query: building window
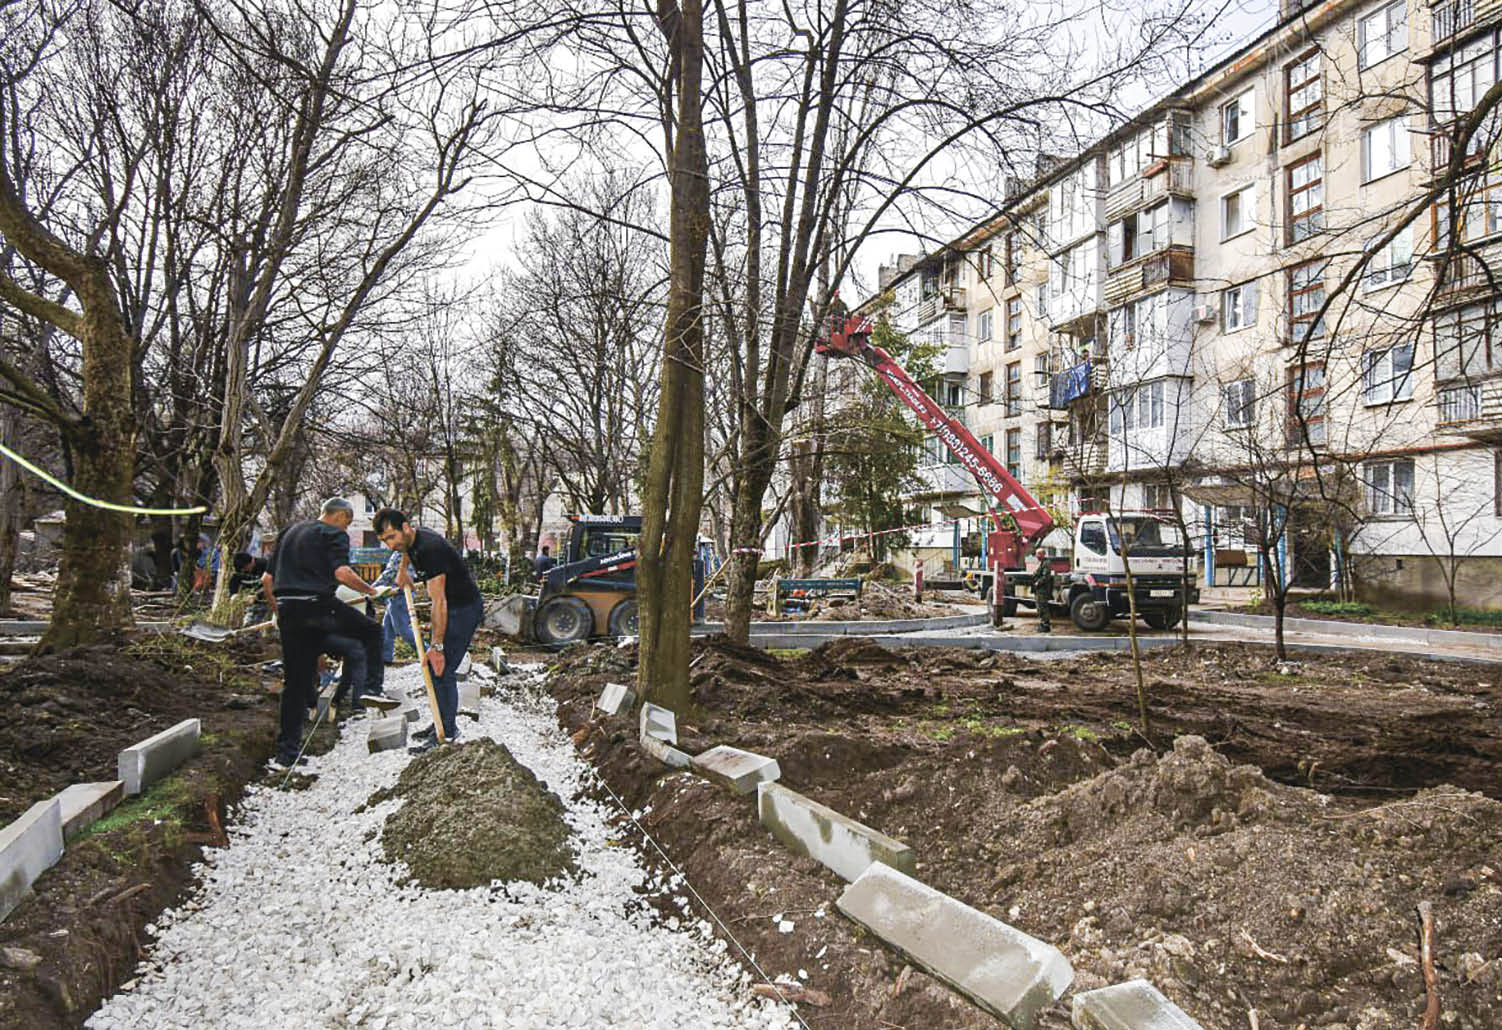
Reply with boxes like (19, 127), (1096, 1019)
(1434, 300), (1500, 380)
(1285, 53), (1322, 143)
(1364, 458), (1415, 515)
(1036, 283), (1048, 319)
(1005, 362), (1022, 416)
(1495, 450), (1502, 517)
(1221, 184), (1254, 239)
(1362, 118), (1411, 182)
(980, 434), (994, 455)
(1289, 259), (1327, 344)
(1433, 160), (1502, 247)
(1035, 421), (1053, 459)
(978, 309), (993, 341)
(1362, 344), (1414, 404)
(1223, 378), (1256, 426)
(1222, 281), (1258, 331)
(1222, 87), (1254, 145)
(1288, 363), (1326, 446)
(979, 371), (994, 404)
(1006, 298), (1022, 350)
(1358, 0), (1408, 69)
(943, 381), (963, 407)
(1005, 233), (1020, 285)
(1005, 429), (1022, 479)
(977, 247), (993, 281)
(1142, 482), (1176, 511)
(1287, 154), (1323, 242)
(1364, 232), (1413, 291)
(1109, 380), (1165, 433)
(1431, 30), (1500, 123)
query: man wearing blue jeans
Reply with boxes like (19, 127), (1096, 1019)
(374, 550), (416, 663)
(373, 507), (484, 751)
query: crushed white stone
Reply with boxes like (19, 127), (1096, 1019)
(87, 663), (796, 1030)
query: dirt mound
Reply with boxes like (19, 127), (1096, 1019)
(370, 739), (576, 889)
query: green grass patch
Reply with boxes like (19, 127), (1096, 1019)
(1111, 720), (1133, 731)
(767, 648), (810, 659)
(1299, 600), (1377, 618)
(961, 716), (1026, 739)
(80, 775), (195, 839)
(199, 731), (222, 748)
(1424, 606), (1502, 628)
(1063, 724), (1100, 742)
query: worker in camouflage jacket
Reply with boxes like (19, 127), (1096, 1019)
(1030, 547), (1054, 633)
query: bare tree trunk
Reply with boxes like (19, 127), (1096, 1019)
(0, 405), (18, 617)
(638, 0), (708, 712)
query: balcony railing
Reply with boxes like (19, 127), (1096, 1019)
(1433, 0), (1474, 41)
(1142, 157), (1194, 203)
(1436, 252), (1494, 297)
(1437, 383), (1482, 424)
(916, 288), (966, 326)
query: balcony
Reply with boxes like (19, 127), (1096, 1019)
(912, 462), (980, 497)
(1047, 361), (1094, 409)
(915, 288), (966, 326)
(1104, 246), (1194, 306)
(1105, 157), (1194, 220)
(1437, 378), (1502, 439)
(1435, 251), (1496, 301)
(1432, 0), (1474, 41)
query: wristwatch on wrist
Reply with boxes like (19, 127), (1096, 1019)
(431, 643), (444, 652)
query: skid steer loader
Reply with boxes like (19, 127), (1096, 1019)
(491, 514), (706, 644)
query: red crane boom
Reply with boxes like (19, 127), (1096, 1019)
(816, 314), (1056, 567)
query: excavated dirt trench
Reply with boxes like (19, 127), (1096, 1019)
(547, 636), (1502, 1030)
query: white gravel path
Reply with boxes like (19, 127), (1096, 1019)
(87, 663), (797, 1030)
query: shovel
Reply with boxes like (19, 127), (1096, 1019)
(404, 582), (447, 745)
(180, 619), (274, 643)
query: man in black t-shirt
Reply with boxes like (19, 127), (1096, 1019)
(229, 553), (269, 594)
(374, 507), (483, 749)
(262, 498), (383, 768)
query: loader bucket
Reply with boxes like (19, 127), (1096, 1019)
(486, 594), (536, 641)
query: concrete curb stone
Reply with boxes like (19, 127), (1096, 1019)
(56, 781), (125, 841)
(1071, 979), (1204, 1029)
(690, 745), (780, 795)
(118, 718), (201, 796)
(0, 799), (64, 923)
(757, 781), (914, 882)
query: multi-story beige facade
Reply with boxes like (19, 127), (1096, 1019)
(859, 0), (1502, 606)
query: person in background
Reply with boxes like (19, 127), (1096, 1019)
(374, 508), (483, 751)
(373, 548), (416, 664)
(1030, 547), (1055, 634)
(262, 498), (383, 769)
(229, 552), (269, 594)
(171, 534), (203, 592)
(533, 544), (556, 579)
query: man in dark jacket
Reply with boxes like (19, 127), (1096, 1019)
(1030, 547), (1055, 633)
(375, 507), (484, 751)
(261, 498), (383, 768)
(229, 552), (268, 594)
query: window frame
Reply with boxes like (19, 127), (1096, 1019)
(1361, 117), (1411, 184)
(1358, 0), (1408, 70)
(1223, 378), (1256, 426)
(978, 370), (994, 405)
(1222, 281), (1258, 332)
(1365, 231), (1414, 291)
(1006, 297), (1022, 350)
(1287, 153), (1324, 243)
(1362, 344), (1415, 405)
(977, 308), (994, 342)
(1221, 87), (1254, 146)
(1004, 428), (1022, 479)
(1287, 362), (1327, 446)
(1004, 361), (1023, 417)
(1285, 52), (1323, 144)
(1364, 458), (1415, 516)
(1221, 183), (1255, 241)
(1288, 259), (1327, 345)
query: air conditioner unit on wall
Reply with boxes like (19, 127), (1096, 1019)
(1205, 145), (1231, 168)
(1193, 304), (1218, 325)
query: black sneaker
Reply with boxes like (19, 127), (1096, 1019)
(412, 725), (438, 742)
(269, 754), (310, 771)
(407, 737), (438, 755)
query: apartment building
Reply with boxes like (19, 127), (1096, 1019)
(858, 0), (1502, 606)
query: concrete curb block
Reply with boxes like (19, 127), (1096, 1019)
(490, 645), (510, 675)
(597, 682), (636, 717)
(56, 782), (125, 841)
(837, 861), (1072, 1029)
(639, 703), (677, 745)
(743, 632), (1184, 654)
(1190, 609), (1502, 650)
(690, 745), (780, 795)
(0, 799), (64, 923)
(640, 735), (692, 769)
(694, 612), (990, 638)
(757, 782), (914, 883)
(1071, 979), (1205, 1029)
(367, 715), (408, 753)
(118, 719), (200, 796)
(458, 683), (480, 719)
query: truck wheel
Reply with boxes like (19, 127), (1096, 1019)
(1144, 608), (1182, 630)
(536, 596), (594, 644)
(1070, 592), (1111, 632)
(607, 599), (639, 637)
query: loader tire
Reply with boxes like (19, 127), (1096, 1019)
(536, 596), (594, 644)
(607, 599), (639, 637)
(1144, 607), (1182, 630)
(1070, 592), (1111, 632)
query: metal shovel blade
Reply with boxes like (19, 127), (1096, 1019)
(180, 622), (236, 642)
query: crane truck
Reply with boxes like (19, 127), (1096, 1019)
(816, 315), (1197, 631)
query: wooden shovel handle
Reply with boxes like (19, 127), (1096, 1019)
(402, 583), (446, 744)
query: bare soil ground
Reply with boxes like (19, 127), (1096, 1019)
(547, 637), (1502, 1029)
(0, 631), (284, 1029)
